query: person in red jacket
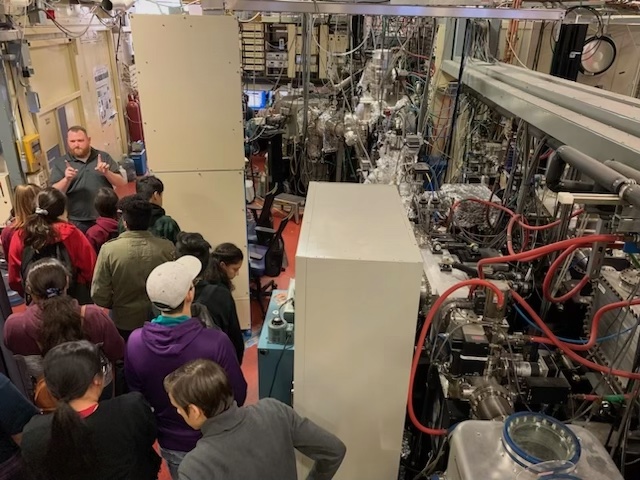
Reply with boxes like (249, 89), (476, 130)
(85, 187), (120, 253)
(1, 183), (41, 258)
(8, 188), (96, 303)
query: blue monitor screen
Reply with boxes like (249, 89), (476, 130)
(245, 90), (267, 109)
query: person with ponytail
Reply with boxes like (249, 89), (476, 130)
(207, 242), (244, 292)
(1, 183), (41, 256)
(7, 188), (96, 302)
(3, 258), (124, 410)
(176, 233), (244, 363)
(20, 341), (161, 480)
(4, 258), (124, 360)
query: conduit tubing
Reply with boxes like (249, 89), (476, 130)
(604, 159), (640, 184)
(555, 146), (640, 209)
(530, 298), (640, 352)
(512, 290), (640, 380)
(477, 234), (621, 278)
(408, 279), (506, 436)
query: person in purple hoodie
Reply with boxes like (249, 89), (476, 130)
(125, 255), (247, 480)
(85, 188), (119, 253)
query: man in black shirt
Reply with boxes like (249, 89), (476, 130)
(50, 126), (127, 233)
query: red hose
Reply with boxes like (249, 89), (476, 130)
(477, 234), (620, 279)
(542, 244), (590, 303)
(450, 199), (584, 254)
(511, 290), (640, 379)
(530, 298), (640, 351)
(448, 198), (514, 228)
(542, 239), (623, 303)
(519, 208), (585, 232)
(577, 393), (635, 402)
(507, 211), (585, 256)
(507, 214), (530, 255)
(408, 279), (506, 436)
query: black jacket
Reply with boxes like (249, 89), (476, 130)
(21, 392), (160, 480)
(195, 280), (245, 363)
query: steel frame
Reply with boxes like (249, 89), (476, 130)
(202, 0), (565, 20)
(441, 59), (640, 170)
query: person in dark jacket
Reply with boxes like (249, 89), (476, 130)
(207, 242), (244, 289)
(92, 195), (175, 338)
(176, 233), (244, 363)
(165, 359), (346, 480)
(0, 373), (38, 480)
(20, 340), (161, 480)
(85, 188), (119, 253)
(125, 256), (247, 480)
(135, 175), (180, 244)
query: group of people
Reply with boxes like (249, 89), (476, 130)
(0, 127), (346, 480)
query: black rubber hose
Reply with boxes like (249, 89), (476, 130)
(546, 151), (595, 193)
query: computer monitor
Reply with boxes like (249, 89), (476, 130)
(245, 90), (267, 109)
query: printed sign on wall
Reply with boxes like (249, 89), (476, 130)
(94, 65), (115, 125)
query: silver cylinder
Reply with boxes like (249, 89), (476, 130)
(268, 316), (288, 344)
(469, 379), (514, 421)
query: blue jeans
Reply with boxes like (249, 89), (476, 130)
(159, 447), (187, 480)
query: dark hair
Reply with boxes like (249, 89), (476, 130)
(23, 188), (67, 251)
(26, 258), (85, 355)
(176, 232), (211, 277)
(94, 187), (118, 219)
(164, 359), (233, 419)
(136, 176), (164, 202)
(43, 340), (102, 479)
(67, 125), (88, 136)
(207, 243), (244, 291)
(118, 194), (152, 231)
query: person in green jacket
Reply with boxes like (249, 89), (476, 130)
(92, 195), (175, 340)
(118, 176), (181, 244)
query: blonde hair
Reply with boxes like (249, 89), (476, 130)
(13, 184), (42, 229)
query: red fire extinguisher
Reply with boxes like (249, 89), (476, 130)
(126, 94), (145, 143)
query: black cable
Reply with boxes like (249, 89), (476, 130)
(115, 15), (123, 64)
(443, 19), (471, 162)
(267, 332), (292, 397)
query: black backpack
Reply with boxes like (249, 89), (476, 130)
(21, 242), (82, 303)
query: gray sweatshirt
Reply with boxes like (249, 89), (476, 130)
(178, 398), (346, 480)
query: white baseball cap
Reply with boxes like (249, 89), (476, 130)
(146, 255), (202, 312)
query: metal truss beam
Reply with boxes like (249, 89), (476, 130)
(204, 0), (565, 20)
(441, 60), (640, 170)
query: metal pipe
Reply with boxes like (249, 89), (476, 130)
(417, 20), (437, 136)
(604, 159), (640, 184)
(301, 14), (311, 141)
(556, 145), (640, 208)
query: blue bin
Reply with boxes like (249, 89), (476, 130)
(130, 149), (148, 176)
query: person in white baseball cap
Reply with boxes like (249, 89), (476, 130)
(125, 255), (247, 479)
(146, 255), (201, 314)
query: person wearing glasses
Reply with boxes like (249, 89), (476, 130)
(20, 340), (161, 480)
(125, 256), (247, 480)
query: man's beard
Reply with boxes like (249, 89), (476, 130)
(73, 146), (90, 158)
